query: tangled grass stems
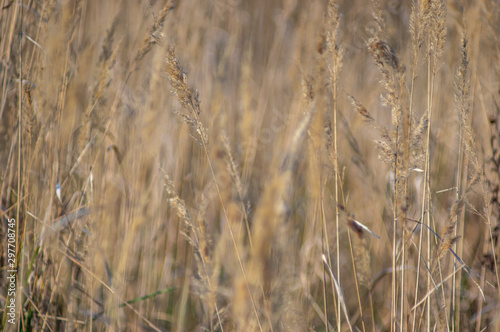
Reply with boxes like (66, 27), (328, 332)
(2, 1), (499, 330)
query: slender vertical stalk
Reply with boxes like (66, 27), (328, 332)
(425, 53), (435, 332)
(454, 78), (465, 332)
(333, 65), (341, 332)
(347, 229), (366, 332)
(400, 229), (406, 332)
(321, 195), (331, 331)
(392, 154), (397, 332)
(16, 3), (23, 329)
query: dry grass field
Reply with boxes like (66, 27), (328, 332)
(1, 0), (500, 331)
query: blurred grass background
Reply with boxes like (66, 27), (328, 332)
(1, 0), (499, 330)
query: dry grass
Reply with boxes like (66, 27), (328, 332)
(1, 0), (500, 331)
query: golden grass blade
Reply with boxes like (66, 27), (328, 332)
(322, 254), (354, 332)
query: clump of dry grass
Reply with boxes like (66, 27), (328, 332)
(2, 0), (500, 331)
